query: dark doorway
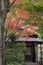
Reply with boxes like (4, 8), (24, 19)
(25, 43), (36, 62)
(31, 44), (36, 62)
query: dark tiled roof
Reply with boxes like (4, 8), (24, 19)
(5, 37), (43, 43)
(16, 37), (43, 42)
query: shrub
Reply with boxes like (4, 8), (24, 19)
(5, 42), (26, 65)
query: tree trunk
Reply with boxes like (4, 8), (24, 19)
(0, 0), (9, 65)
(0, 24), (2, 65)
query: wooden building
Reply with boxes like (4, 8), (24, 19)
(5, 34), (43, 65)
(16, 37), (43, 63)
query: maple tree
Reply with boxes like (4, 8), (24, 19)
(4, 1), (35, 37)
(4, 0), (43, 38)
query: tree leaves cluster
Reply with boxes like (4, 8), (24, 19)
(11, 0), (43, 38)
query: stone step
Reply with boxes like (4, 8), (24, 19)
(25, 62), (39, 65)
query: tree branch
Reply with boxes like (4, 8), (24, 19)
(9, 0), (16, 8)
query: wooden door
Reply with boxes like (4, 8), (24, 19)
(25, 43), (36, 62)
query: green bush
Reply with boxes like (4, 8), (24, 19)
(5, 42), (26, 65)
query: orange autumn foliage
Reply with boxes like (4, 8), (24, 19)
(5, 0), (37, 37)
(14, 8), (29, 18)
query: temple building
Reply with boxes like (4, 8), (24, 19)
(16, 34), (43, 64)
